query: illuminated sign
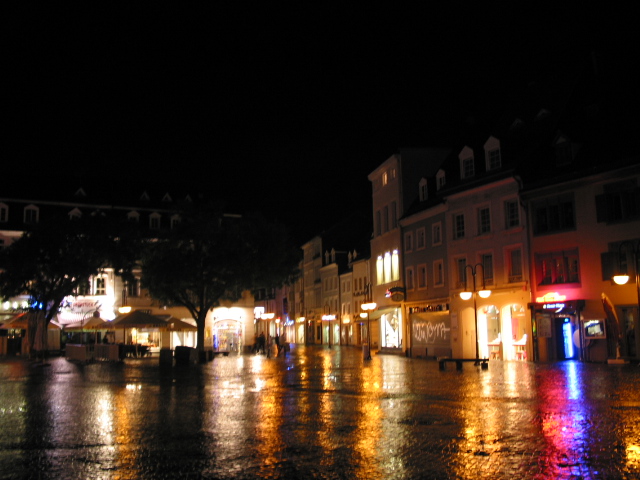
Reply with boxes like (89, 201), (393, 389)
(536, 292), (567, 303)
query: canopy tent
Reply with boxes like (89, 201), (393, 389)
(64, 316), (111, 331)
(157, 315), (198, 331)
(111, 310), (169, 329)
(0, 312), (61, 330)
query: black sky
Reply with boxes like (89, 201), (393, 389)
(4, 4), (636, 241)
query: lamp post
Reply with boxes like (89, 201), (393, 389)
(613, 241), (640, 350)
(459, 263), (491, 361)
(360, 301), (377, 360)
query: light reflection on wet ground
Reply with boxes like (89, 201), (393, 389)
(1, 345), (640, 479)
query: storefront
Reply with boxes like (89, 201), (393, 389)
(407, 302), (451, 358)
(529, 300), (586, 362)
(451, 288), (531, 361)
(210, 306), (251, 353)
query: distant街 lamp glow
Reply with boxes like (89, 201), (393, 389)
(613, 275), (630, 285)
(459, 291), (472, 301)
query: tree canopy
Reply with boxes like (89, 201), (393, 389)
(141, 203), (300, 351)
(0, 213), (141, 355)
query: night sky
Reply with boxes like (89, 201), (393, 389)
(4, 5), (635, 242)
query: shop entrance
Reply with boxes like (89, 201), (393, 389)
(555, 317), (577, 360)
(213, 320), (242, 353)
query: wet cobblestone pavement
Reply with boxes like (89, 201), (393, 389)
(2, 345), (640, 479)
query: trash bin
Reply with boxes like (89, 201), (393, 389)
(159, 348), (173, 367)
(174, 346), (197, 366)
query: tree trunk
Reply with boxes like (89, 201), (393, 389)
(196, 311), (208, 352)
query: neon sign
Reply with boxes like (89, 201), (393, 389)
(536, 292), (567, 303)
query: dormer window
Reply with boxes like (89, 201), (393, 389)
(555, 135), (574, 166)
(68, 208), (82, 220)
(162, 193), (173, 202)
(419, 178), (428, 201)
(459, 147), (474, 179)
(127, 211), (140, 223)
(484, 136), (501, 171)
(24, 205), (39, 224)
(170, 214), (181, 230)
(436, 169), (446, 190)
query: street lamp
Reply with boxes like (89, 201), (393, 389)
(459, 263), (491, 361)
(360, 301), (377, 360)
(613, 240), (640, 326)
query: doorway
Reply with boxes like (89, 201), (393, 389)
(555, 317), (576, 360)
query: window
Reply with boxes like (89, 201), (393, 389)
(555, 137), (573, 166)
(391, 250), (399, 281)
(434, 260), (444, 286)
(487, 149), (501, 170)
(24, 205), (39, 224)
(0, 203), (7, 223)
(404, 232), (414, 253)
(127, 278), (141, 297)
(383, 206), (389, 233)
(453, 213), (465, 239)
(170, 215), (181, 229)
(478, 207), (491, 235)
(95, 276), (107, 295)
(535, 248), (580, 286)
(419, 178), (428, 201)
(406, 266), (415, 290)
(417, 264), (427, 289)
(149, 213), (161, 230)
(461, 157), (474, 178)
(378, 250), (400, 285)
(505, 200), (520, 228)
(533, 194), (575, 234)
(432, 222), (442, 246)
(416, 228), (426, 250)
(456, 258), (467, 288)
(485, 137), (501, 171)
(595, 180), (640, 224)
(382, 171), (388, 186)
(436, 170), (446, 190)
(375, 210), (381, 236)
(391, 202), (397, 229)
(68, 208), (82, 220)
(481, 253), (494, 285)
(128, 211), (140, 223)
(507, 247), (523, 282)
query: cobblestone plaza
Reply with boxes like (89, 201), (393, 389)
(1, 346), (640, 479)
